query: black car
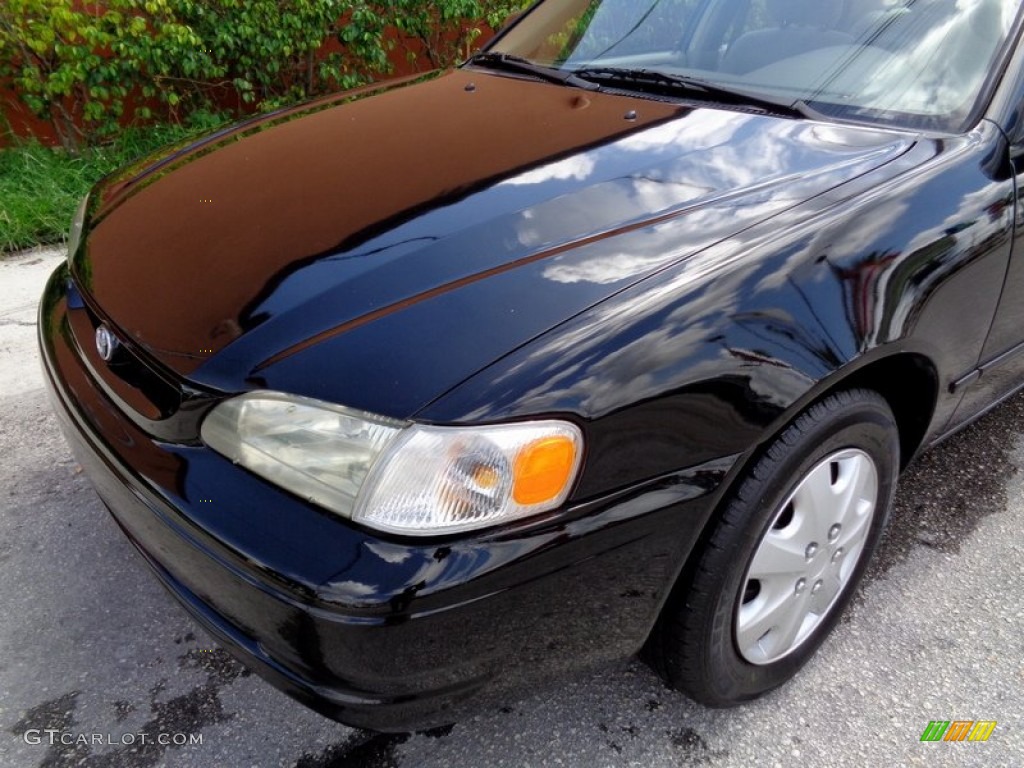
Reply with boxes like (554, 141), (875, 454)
(40, 0), (1024, 731)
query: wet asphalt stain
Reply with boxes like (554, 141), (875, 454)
(293, 730), (410, 768)
(10, 648), (249, 767)
(178, 647), (252, 685)
(670, 727), (729, 764)
(603, 720), (645, 754)
(10, 691), (87, 768)
(868, 392), (1024, 579)
(112, 701), (134, 723)
(419, 724), (454, 739)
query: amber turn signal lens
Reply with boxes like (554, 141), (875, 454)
(512, 436), (578, 505)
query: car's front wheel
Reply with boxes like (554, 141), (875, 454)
(650, 388), (899, 706)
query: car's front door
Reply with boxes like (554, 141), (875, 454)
(950, 124), (1024, 422)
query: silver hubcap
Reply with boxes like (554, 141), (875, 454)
(735, 449), (878, 665)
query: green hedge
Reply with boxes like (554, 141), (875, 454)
(0, 0), (530, 152)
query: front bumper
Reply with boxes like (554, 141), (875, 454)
(38, 263), (731, 731)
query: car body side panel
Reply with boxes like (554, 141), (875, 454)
(420, 123), (1016, 500)
(942, 30), (1024, 431)
(946, 126), (1024, 422)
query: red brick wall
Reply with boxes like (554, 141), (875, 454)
(0, 91), (57, 146)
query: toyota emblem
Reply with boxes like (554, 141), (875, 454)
(95, 325), (120, 362)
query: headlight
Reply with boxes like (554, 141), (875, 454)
(67, 194), (89, 261)
(201, 391), (584, 536)
(201, 392), (406, 517)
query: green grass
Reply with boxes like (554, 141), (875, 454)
(0, 119), (228, 254)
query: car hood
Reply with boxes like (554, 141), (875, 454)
(75, 69), (916, 418)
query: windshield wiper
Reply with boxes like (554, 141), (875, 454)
(570, 67), (822, 119)
(468, 52), (601, 91)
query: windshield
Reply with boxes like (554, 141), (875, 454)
(488, 0), (1022, 131)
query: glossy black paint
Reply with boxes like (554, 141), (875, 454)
(421, 122), (1019, 496)
(41, 272), (734, 729)
(39, 14), (1024, 731)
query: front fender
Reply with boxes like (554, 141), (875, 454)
(419, 123), (1014, 502)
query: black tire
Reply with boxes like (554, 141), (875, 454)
(649, 388), (899, 706)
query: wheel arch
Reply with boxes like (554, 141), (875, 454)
(711, 349), (940, 550)
(644, 350), (940, 656)
(833, 352), (939, 471)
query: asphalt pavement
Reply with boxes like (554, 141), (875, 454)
(0, 248), (1021, 768)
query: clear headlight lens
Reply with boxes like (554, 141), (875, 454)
(201, 391), (583, 536)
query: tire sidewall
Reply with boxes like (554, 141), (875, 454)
(702, 395), (899, 703)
